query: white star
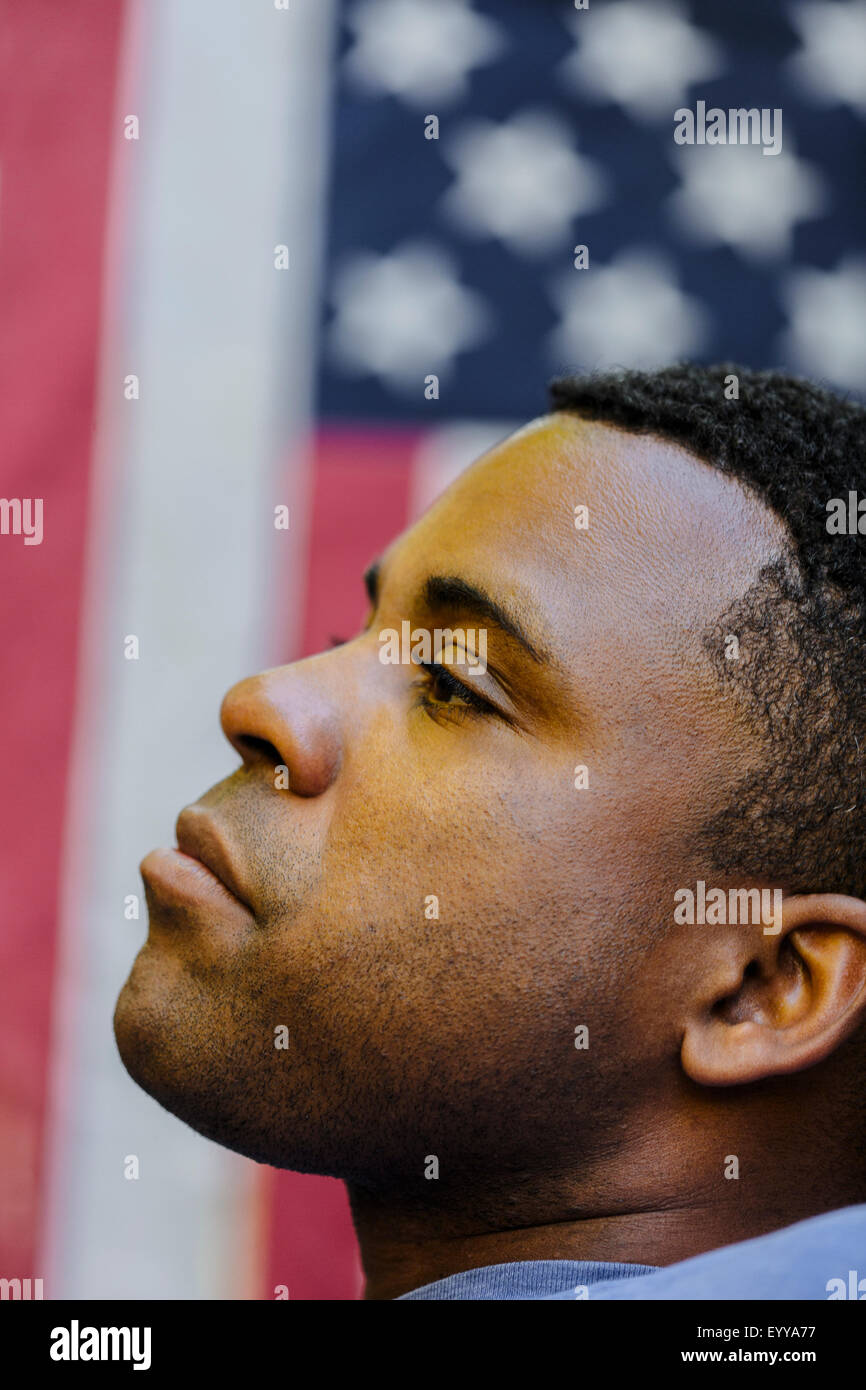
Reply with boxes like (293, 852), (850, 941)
(343, 0), (506, 108)
(549, 249), (709, 369)
(787, 1), (866, 115)
(560, 1), (723, 121)
(328, 241), (492, 392)
(779, 258), (866, 392)
(668, 143), (826, 261)
(439, 110), (608, 257)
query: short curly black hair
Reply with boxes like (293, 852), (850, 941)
(549, 362), (866, 898)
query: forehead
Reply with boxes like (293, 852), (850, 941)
(397, 414), (785, 642)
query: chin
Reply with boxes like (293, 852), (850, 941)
(113, 967), (303, 1169)
(113, 969), (177, 1105)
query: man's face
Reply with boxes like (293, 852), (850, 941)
(114, 415), (785, 1188)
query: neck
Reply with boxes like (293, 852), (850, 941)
(349, 1199), (711, 1300)
(348, 1080), (866, 1299)
(349, 1151), (860, 1299)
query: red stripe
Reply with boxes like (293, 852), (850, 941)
(298, 426), (423, 658)
(0, 1), (126, 1274)
(264, 426), (420, 1299)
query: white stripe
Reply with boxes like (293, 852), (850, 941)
(42, 0), (336, 1298)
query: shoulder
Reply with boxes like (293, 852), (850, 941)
(540, 1205), (866, 1301)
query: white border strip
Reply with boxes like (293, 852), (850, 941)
(42, 0), (336, 1298)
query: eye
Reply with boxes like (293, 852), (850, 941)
(413, 660), (492, 721)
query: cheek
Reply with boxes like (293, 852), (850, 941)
(324, 750), (554, 884)
(261, 840), (596, 1066)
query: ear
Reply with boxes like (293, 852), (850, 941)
(682, 893), (866, 1086)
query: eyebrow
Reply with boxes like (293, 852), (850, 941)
(363, 561), (551, 665)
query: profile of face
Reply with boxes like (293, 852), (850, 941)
(113, 414), (861, 1204)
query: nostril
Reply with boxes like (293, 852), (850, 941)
(235, 734), (283, 767)
(220, 668), (341, 797)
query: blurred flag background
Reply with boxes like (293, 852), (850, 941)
(1, 0), (864, 1299)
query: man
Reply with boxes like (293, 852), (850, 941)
(114, 363), (866, 1300)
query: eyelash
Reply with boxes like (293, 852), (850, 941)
(329, 638), (494, 722)
(413, 660), (492, 721)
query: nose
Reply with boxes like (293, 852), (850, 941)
(219, 661), (343, 797)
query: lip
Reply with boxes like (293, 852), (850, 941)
(171, 805), (253, 910)
(140, 845), (254, 918)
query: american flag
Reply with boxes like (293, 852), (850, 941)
(1, 0), (864, 1300)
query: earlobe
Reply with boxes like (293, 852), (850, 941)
(681, 893), (866, 1088)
